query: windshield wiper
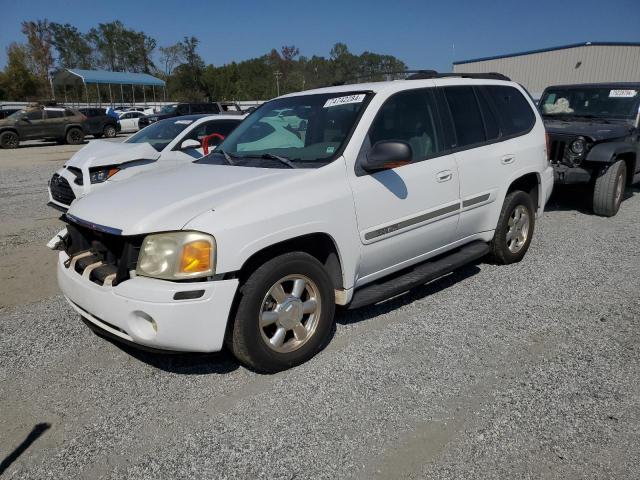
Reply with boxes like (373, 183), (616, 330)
(217, 149), (235, 166)
(257, 153), (298, 169)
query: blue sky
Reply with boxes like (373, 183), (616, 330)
(1, 0), (639, 71)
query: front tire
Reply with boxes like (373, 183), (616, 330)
(593, 160), (626, 217)
(491, 190), (535, 264)
(228, 252), (335, 373)
(65, 128), (84, 145)
(0, 131), (19, 149)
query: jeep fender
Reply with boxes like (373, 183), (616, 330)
(586, 141), (636, 164)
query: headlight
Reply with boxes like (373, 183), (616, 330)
(89, 166), (120, 183)
(569, 137), (586, 155)
(136, 231), (216, 280)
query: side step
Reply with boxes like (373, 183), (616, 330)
(348, 241), (490, 309)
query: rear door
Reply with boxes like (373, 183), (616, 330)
(348, 87), (461, 285)
(43, 108), (67, 137)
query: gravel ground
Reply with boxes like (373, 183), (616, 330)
(0, 143), (639, 479)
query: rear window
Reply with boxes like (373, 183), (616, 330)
(46, 110), (64, 119)
(444, 86), (485, 148)
(485, 85), (535, 137)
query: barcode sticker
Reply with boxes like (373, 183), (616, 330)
(609, 90), (637, 98)
(323, 94), (366, 108)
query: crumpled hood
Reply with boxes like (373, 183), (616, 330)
(544, 119), (632, 142)
(67, 163), (308, 235)
(64, 140), (160, 169)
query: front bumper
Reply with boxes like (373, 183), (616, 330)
(552, 164), (592, 185)
(57, 251), (239, 352)
(540, 165), (554, 212)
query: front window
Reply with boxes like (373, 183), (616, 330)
(159, 104), (177, 115)
(540, 86), (640, 121)
(203, 91), (371, 167)
(125, 118), (194, 151)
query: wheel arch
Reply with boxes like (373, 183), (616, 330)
(505, 171), (541, 214)
(0, 127), (20, 138)
(234, 232), (345, 291)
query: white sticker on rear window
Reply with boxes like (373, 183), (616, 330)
(175, 119), (193, 124)
(609, 89), (637, 98)
(323, 94), (366, 108)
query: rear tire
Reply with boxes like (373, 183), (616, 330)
(228, 252), (335, 373)
(0, 131), (19, 149)
(103, 125), (117, 138)
(65, 128), (84, 145)
(593, 160), (626, 217)
(490, 190), (535, 265)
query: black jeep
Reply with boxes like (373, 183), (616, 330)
(540, 83), (640, 216)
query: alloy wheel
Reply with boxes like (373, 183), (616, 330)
(506, 205), (530, 253)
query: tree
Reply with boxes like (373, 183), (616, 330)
(21, 19), (53, 92)
(87, 21), (156, 72)
(49, 23), (93, 68)
(158, 43), (184, 76)
(0, 43), (41, 100)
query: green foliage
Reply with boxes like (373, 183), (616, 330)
(0, 43), (41, 100)
(87, 21), (156, 73)
(50, 23), (93, 69)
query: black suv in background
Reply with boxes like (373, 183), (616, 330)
(79, 107), (121, 138)
(0, 106), (87, 148)
(138, 101), (243, 128)
(540, 83), (640, 217)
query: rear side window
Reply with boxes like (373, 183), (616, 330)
(476, 90), (500, 141)
(46, 110), (64, 119)
(444, 86), (485, 148)
(485, 86), (535, 136)
(204, 103), (221, 113)
(25, 110), (43, 120)
(65, 109), (75, 117)
(367, 88), (442, 161)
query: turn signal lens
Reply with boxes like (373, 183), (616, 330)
(180, 240), (212, 274)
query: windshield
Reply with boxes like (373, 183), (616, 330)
(205, 91), (371, 167)
(125, 118), (194, 151)
(7, 110), (25, 120)
(159, 104), (177, 115)
(540, 87), (640, 121)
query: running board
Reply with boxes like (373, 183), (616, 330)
(348, 241), (490, 309)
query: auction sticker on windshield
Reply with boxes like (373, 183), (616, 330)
(609, 90), (637, 98)
(175, 120), (193, 124)
(323, 94), (366, 108)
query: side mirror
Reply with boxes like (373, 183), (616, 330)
(180, 139), (201, 150)
(361, 141), (412, 172)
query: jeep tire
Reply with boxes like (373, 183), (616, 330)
(228, 252), (335, 373)
(65, 127), (84, 145)
(491, 190), (535, 265)
(593, 160), (626, 217)
(0, 131), (19, 149)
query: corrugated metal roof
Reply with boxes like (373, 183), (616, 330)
(52, 68), (165, 86)
(453, 42), (640, 65)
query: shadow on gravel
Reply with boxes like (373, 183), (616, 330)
(93, 331), (240, 375)
(336, 264), (482, 326)
(0, 423), (51, 475)
(546, 184), (639, 214)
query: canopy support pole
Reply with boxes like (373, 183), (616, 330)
(131, 84), (135, 106)
(152, 85), (156, 107)
(143, 85), (146, 105)
(84, 81), (89, 107)
(96, 84), (101, 106)
(120, 84), (124, 105)
(64, 84), (68, 104)
(163, 86), (167, 102)
(109, 84), (113, 106)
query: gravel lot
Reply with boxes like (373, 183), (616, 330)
(1, 141), (639, 479)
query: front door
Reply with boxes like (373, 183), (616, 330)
(20, 109), (45, 139)
(348, 88), (460, 286)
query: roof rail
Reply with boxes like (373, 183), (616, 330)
(406, 70), (511, 81)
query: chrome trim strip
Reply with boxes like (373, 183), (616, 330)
(65, 213), (123, 236)
(462, 193), (490, 208)
(364, 203), (460, 241)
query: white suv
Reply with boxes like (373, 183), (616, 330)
(52, 73), (554, 372)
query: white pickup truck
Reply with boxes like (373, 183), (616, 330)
(52, 73), (554, 372)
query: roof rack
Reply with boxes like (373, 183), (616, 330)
(406, 70), (511, 81)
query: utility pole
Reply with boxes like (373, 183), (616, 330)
(274, 71), (282, 97)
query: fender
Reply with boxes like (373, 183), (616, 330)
(64, 123), (86, 134)
(0, 126), (20, 138)
(586, 141), (636, 164)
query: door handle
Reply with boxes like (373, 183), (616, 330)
(436, 170), (453, 182)
(501, 155), (515, 165)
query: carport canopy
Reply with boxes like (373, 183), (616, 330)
(51, 68), (166, 106)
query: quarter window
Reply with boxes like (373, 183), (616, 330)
(444, 86), (485, 148)
(46, 110), (64, 119)
(368, 89), (442, 161)
(485, 85), (535, 136)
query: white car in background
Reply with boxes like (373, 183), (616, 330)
(118, 111), (145, 133)
(48, 114), (244, 210)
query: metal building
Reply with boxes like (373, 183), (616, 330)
(453, 42), (640, 98)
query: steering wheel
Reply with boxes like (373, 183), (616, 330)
(202, 133), (225, 155)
